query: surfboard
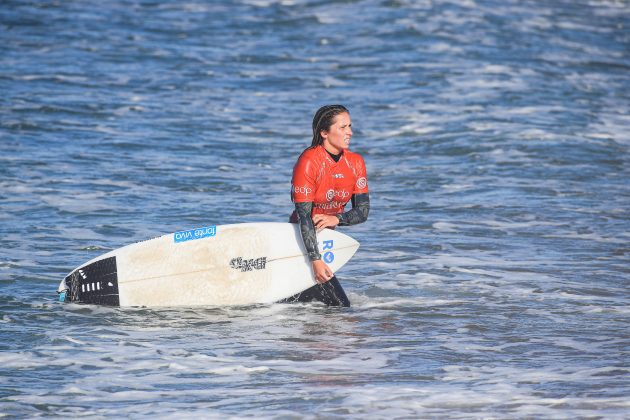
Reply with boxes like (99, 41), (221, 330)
(57, 222), (359, 307)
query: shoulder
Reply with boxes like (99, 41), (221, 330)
(301, 146), (326, 160)
(295, 146), (325, 167)
(293, 146), (325, 176)
(344, 150), (366, 166)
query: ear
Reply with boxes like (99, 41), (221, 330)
(320, 129), (329, 140)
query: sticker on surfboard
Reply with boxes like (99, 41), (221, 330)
(174, 225), (216, 243)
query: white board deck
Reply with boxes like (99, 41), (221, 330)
(58, 222), (359, 307)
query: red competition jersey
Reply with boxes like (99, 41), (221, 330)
(291, 145), (369, 216)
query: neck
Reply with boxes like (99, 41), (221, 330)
(322, 143), (343, 156)
(324, 148), (342, 163)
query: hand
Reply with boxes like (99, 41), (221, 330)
(312, 259), (334, 284)
(311, 214), (339, 232)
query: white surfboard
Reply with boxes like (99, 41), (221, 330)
(57, 222), (359, 307)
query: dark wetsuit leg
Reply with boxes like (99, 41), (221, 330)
(280, 276), (351, 307)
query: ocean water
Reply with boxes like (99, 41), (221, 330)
(1, 0), (629, 418)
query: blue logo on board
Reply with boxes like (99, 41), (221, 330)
(174, 226), (216, 243)
(322, 240), (334, 263)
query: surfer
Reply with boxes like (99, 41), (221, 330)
(285, 105), (370, 307)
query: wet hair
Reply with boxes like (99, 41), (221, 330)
(310, 105), (349, 148)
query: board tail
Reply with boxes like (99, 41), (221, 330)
(58, 257), (120, 306)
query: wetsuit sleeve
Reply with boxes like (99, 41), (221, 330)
(294, 202), (321, 261)
(336, 153), (369, 226)
(336, 193), (370, 226)
(292, 152), (321, 261)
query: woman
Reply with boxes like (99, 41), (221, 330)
(285, 105), (370, 307)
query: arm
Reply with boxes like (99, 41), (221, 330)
(295, 202), (335, 283)
(312, 192), (370, 230)
(336, 193), (370, 226)
(294, 202), (320, 261)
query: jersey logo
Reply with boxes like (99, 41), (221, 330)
(314, 201), (343, 210)
(326, 189), (350, 202)
(356, 177), (367, 189)
(293, 185), (312, 196)
(333, 173), (344, 179)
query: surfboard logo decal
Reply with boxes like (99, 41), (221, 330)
(230, 257), (267, 272)
(174, 226), (216, 243)
(322, 240), (335, 263)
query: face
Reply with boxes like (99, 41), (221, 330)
(321, 112), (352, 154)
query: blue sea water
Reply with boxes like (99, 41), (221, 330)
(1, 0), (629, 418)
